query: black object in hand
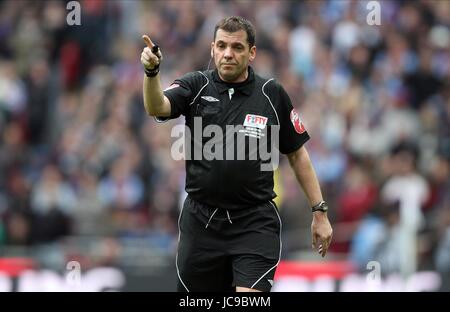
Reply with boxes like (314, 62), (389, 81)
(151, 45), (159, 55)
(145, 44), (161, 77)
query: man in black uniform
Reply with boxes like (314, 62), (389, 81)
(141, 16), (332, 292)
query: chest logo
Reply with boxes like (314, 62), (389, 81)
(241, 114), (268, 139)
(201, 96), (220, 102)
(243, 114), (268, 130)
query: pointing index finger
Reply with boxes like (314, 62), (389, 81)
(142, 35), (154, 48)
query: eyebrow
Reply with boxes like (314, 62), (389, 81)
(216, 40), (246, 47)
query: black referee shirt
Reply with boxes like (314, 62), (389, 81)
(158, 66), (310, 210)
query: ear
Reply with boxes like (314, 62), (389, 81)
(249, 46), (256, 62)
(211, 42), (215, 58)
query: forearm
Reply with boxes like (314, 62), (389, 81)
(287, 146), (323, 207)
(143, 75), (166, 116)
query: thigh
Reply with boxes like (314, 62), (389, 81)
(232, 254), (278, 292)
(230, 201), (282, 292)
(177, 197), (234, 292)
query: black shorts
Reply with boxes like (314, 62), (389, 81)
(176, 195), (282, 292)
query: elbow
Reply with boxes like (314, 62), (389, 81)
(144, 96), (168, 117)
(143, 101), (158, 116)
(145, 105), (168, 118)
(287, 152), (297, 167)
(287, 146), (309, 166)
(144, 107), (154, 116)
(146, 108), (157, 117)
(287, 147), (301, 164)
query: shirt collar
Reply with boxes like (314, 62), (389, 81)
(212, 66), (255, 96)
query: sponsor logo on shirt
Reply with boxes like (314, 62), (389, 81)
(290, 109), (306, 134)
(240, 114), (268, 139)
(243, 114), (268, 130)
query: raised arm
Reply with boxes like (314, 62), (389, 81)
(141, 35), (171, 117)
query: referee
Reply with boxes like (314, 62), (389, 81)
(141, 16), (332, 292)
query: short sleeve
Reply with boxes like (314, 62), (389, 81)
(276, 83), (310, 154)
(155, 72), (199, 122)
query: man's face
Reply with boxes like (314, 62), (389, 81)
(212, 29), (256, 83)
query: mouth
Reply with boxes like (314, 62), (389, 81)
(221, 64), (237, 68)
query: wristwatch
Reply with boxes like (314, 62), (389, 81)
(145, 64), (160, 77)
(311, 201), (328, 213)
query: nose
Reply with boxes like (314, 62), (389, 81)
(224, 47), (233, 60)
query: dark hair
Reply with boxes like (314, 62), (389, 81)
(214, 16), (256, 48)
(390, 140), (420, 168)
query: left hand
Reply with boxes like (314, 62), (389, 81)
(311, 212), (333, 257)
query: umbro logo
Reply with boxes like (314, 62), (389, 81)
(201, 96), (220, 102)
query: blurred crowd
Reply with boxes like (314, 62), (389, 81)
(0, 0), (449, 277)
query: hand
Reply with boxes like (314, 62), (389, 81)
(141, 35), (163, 71)
(311, 212), (333, 257)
